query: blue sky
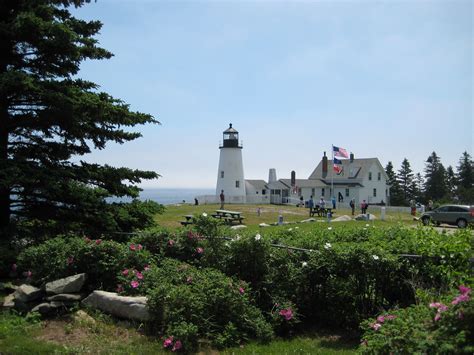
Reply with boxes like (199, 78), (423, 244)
(74, 0), (472, 188)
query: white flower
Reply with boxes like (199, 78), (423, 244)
(372, 255), (379, 260)
(324, 242), (332, 250)
(327, 227), (332, 230)
(202, 212), (208, 217)
(450, 254), (454, 258)
(255, 234), (261, 241)
(363, 228), (367, 230)
(288, 228), (293, 231)
(365, 224), (370, 227)
(295, 227), (299, 229)
(302, 261), (308, 267)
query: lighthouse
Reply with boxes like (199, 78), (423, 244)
(216, 123), (246, 203)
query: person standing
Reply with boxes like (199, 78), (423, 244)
(308, 196), (314, 216)
(410, 199), (416, 216)
(319, 197), (326, 209)
(331, 196), (336, 209)
(361, 200), (367, 214)
(349, 198), (355, 215)
(220, 190), (225, 209)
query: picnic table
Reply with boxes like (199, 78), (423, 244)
(310, 206), (333, 217)
(180, 214), (194, 226)
(211, 209), (245, 225)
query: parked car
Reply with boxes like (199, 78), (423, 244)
(420, 204), (474, 228)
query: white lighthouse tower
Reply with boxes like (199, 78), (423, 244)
(216, 123), (246, 203)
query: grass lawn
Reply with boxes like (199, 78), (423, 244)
(154, 203), (418, 231)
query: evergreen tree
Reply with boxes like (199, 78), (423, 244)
(456, 151), (474, 203)
(410, 172), (424, 203)
(424, 152), (447, 201)
(0, 1), (161, 238)
(397, 158), (414, 205)
(385, 161), (403, 205)
(445, 166), (456, 200)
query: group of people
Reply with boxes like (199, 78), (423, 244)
(307, 196), (368, 216)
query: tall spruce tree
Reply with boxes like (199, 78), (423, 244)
(445, 166), (456, 200)
(410, 172), (424, 203)
(397, 158), (414, 205)
(456, 151), (474, 203)
(0, 0), (160, 238)
(424, 152), (447, 201)
(385, 161), (403, 205)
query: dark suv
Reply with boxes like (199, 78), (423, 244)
(421, 205), (474, 228)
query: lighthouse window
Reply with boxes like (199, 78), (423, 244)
(235, 180), (240, 188)
(221, 171), (224, 178)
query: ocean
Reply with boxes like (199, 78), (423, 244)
(137, 188), (215, 205)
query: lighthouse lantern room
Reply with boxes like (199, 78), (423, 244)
(216, 124), (246, 203)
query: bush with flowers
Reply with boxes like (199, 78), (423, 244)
(17, 236), (153, 291)
(360, 285), (474, 354)
(143, 258), (273, 351)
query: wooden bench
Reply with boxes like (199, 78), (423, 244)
(310, 207), (333, 217)
(179, 215), (194, 226)
(213, 210), (245, 225)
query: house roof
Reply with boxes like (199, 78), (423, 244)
(308, 157), (388, 182)
(245, 180), (268, 190)
(267, 180), (290, 190)
(279, 178), (326, 188)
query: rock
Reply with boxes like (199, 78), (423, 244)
(355, 213), (377, 221)
(31, 301), (64, 314)
(333, 215), (352, 222)
(45, 293), (84, 302)
(300, 218), (316, 223)
(230, 225), (247, 230)
(3, 293), (15, 309)
(73, 310), (96, 325)
(82, 290), (150, 321)
(259, 223), (271, 227)
(46, 273), (86, 294)
(13, 284), (43, 303)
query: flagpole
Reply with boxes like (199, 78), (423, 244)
(331, 144), (334, 205)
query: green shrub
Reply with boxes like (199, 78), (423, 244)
(360, 285), (474, 354)
(144, 258), (273, 351)
(17, 236), (153, 291)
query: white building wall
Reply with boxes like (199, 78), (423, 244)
(359, 163), (388, 205)
(216, 148), (246, 203)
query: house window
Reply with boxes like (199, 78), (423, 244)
(378, 172), (381, 181)
(386, 189), (388, 196)
(368, 172), (372, 180)
(373, 188), (377, 197)
(345, 188), (349, 197)
(311, 188), (315, 196)
(220, 171), (224, 178)
(262, 190), (266, 195)
(235, 180), (240, 188)
(322, 188), (325, 196)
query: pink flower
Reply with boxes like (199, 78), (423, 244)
(279, 308), (293, 321)
(136, 271), (144, 280)
(129, 244), (136, 251)
(122, 269), (129, 276)
(163, 336), (174, 348)
(371, 322), (382, 331)
(168, 239), (175, 247)
(11, 263), (17, 272)
(172, 340), (182, 352)
(137, 244), (143, 251)
(196, 247), (204, 254)
(438, 303), (448, 312)
(459, 285), (471, 295)
(95, 239), (102, 245)
(376, 315), (385, 323)
(452, 294), (470, 305)
(23, 270), (32, 278)
(116, 284), (124, 293)
(186, 276), (193, 284)
(130, 280), (139, 288)
(239, 287), (245, 295)
(144, 265), (150, 271)
(385, 315), (397, 320)
(67, 257), (74, 265)
(429, 302), (441, 309)
(434, 313), (441, 322)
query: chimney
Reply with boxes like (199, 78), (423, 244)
(322, 152), (328, 178)
(291, 171), (296, 187)
(268, 168), (277, 183)
(350, 152), (354, 162)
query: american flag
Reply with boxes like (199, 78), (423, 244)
(333, 146), (349, 158)
(333, 157), (343, 174)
